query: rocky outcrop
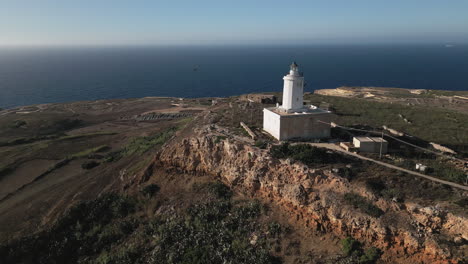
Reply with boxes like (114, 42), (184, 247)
(153, 126), (467, 263)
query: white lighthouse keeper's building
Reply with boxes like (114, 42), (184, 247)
(263, 62), (332, 141)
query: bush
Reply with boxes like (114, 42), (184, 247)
(455, 197), (468, 207)
(381, 188), (404, 202)
(341, 237), (360, 256)
(255, 140), (268, 149)
(10, 120), (26, 128)
(0, 166), (14, 178)
(192, 182), (233, 200)
(268, 222), (282, 237)
(365, 178), (386, 194)
(104, 151), (123, 162)
(141, 184), (160, 197)
(344, 193), (384, 217)
(342, 167), (356, 179)
(81, 161), (100, 170)
(270, 143), (354, 166)
(208, 182), (233, 199)
(360, 247), (381, 264)
(215, 135), (227, 143)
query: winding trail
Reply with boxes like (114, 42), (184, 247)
(307, 143), (468, 191)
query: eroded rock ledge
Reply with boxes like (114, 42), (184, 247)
(152, 126), (467, 263)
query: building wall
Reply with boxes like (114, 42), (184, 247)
(263, 109), (281, 139)
(278, 113), (331, 140)
(264, 108), (332, 141)
(353, 138), (388, 153)
(353, 138), (362, 148)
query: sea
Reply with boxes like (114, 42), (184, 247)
(0, 44), (467, 109)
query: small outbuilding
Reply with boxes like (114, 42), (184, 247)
(353, 137), (388, 154)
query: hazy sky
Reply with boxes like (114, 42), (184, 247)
(1, 0), (467, 46)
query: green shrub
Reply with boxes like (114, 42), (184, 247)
(270, 143), (355, 166)
(268, 222), (282, 237)
(94, 244), (140, 264)
(233, 200), (261, 219)
(215, 135), (227, 143)
(104, 151), (123, 162)
(0, 166), (14, 178)
(81, 161), (100, 170)
(455, 197), (468, 207)
(344, 193), (384, 217)
(208, 182), (233, 199)
(141, 184), (160, 197)
(365, 178), (386, 194)
(70, 145), (109, 159)
(341, 237), (360, 256)
(10, 120), (26, 128)
(255, 140), (268, 149)
(425, 160), (466, 184)
(381, 188), (404, 202)
(359, 247), (381, 264)
(342, 167), (356, 179)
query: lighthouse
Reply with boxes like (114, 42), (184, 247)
(281, 62), (304, 112)
(263, 62), (332, 141)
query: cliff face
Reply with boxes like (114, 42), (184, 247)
(153, 126), (467, 263)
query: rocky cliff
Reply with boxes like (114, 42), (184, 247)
(151, 125), (467, 263)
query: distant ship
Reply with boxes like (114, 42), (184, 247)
(445, 44), (455, 48)
(193, 65), (199, 71)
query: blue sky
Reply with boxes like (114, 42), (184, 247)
(1, 0), (467, 46)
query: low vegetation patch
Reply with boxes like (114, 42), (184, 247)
(57, 132), (117, 141)
(381, 188), (404, 202)
(9, 120), (27, 129)
(214, 135), (227, 143)
(41, 118), (84, 134)
(81, 160), (100, 170)
(0, 183), (285, 264)
(0, 193), (136, 264)
(304, 94), (468, 149)
(254, 140), (268, 149)
(344, 193), (384, 217)
(424, 159), (466, 184)
(148, 199), (278, 264)
(140, 184), (160, 198)
(69, 145), (109, 159)
(106, 127), (178, 162)
(0, 166), (14, 178)
(340, 237), (381, 263)
(0, 135), (57, 147)
(270, 143), (355, 166)
(192, 181), (233, 200)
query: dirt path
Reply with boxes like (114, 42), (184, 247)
(308, 143), (468, 191)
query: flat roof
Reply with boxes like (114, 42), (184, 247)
(264, 106), (331, 116)
(354, 137), (388, 143)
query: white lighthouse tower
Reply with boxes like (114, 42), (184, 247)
(281, 62), (304, 112)
(263, 62), (332, 141)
